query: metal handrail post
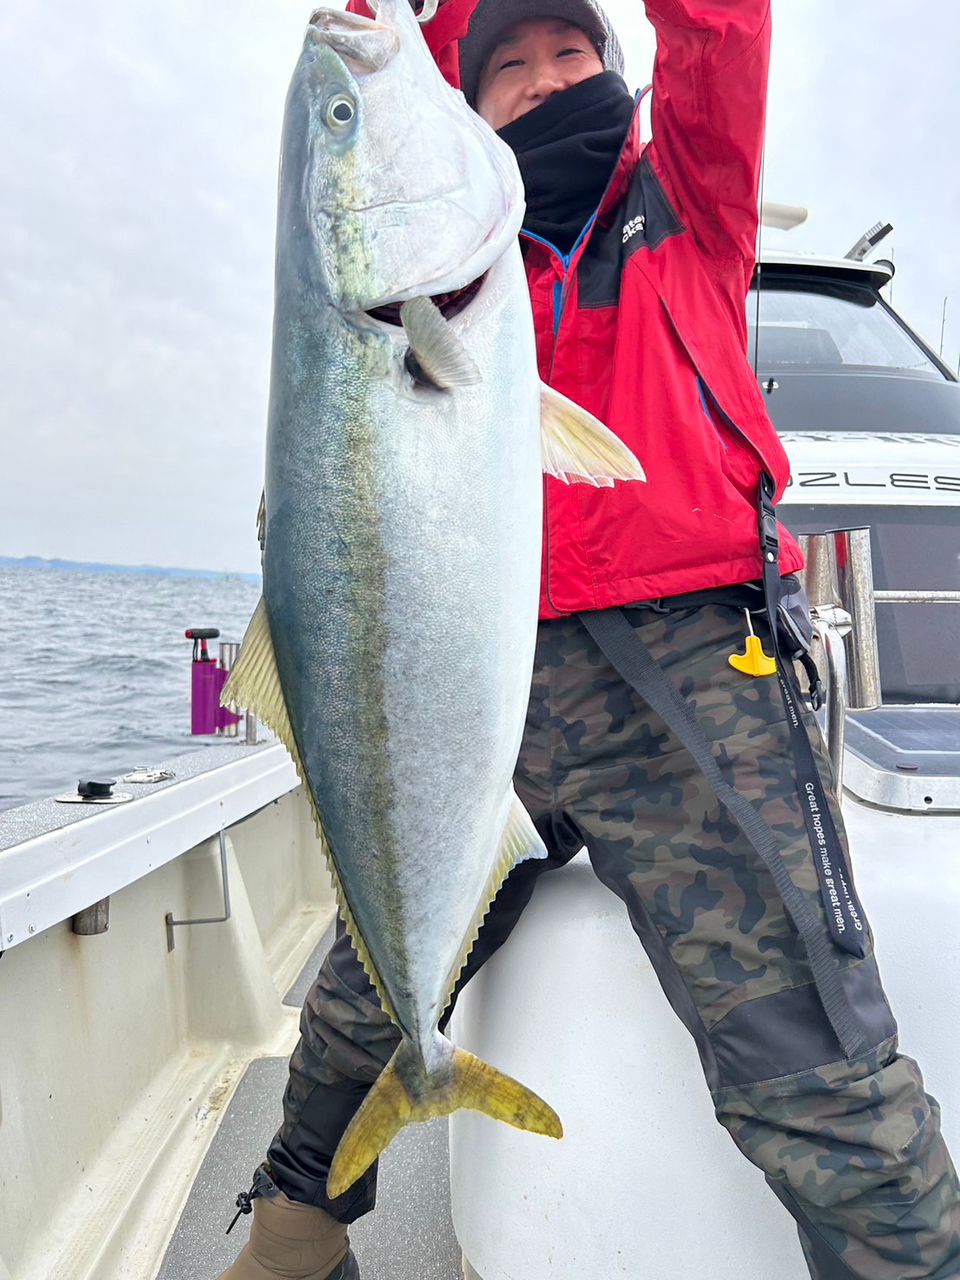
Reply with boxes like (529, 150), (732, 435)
(832, 529), (882, 710)
(797, 533), (838, 697)
(805, 601), (852, 790)
(820, 615), (849, 790)
(219, 642), (240, 737)
(797, 533), (839, 610)
(796, 531), (865, 789)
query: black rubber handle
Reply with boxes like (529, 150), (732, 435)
(185, 628), (220, 640)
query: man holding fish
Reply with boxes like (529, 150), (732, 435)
(218, 1), (960, 1277)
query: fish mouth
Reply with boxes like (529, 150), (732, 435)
(366, 273), (487, 326)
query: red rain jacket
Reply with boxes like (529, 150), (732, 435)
(347, 0), (803, 617)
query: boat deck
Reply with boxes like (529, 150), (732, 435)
(156, 928), (463, 1280)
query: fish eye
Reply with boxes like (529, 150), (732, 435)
(326, 94), (356, 128)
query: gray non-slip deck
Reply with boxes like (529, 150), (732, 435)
(283, 921), (336, 1010)
(157, 936), (463, 1280)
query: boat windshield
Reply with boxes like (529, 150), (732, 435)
(748, 281), (945, 378)
(781, 504), (960, 704)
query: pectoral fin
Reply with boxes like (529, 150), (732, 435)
(400, 295), (480, 391)
(541, 383), (646, 486)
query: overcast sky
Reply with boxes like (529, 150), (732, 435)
(1, 1), (958, 574)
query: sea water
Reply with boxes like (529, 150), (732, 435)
(0, 566), (262, 811)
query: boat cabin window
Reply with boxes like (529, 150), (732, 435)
(781, 504), (960, 705)
(748, 282), (944, 379)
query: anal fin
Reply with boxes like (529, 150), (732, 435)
(499, 791), (549, 868)
(442, 791), (547, 1012)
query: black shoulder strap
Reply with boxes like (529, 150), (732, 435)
(580, 482), (872, 1059)
(757, 474), (868, 959)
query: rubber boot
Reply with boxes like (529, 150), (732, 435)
(218, 1165), (359, 1280)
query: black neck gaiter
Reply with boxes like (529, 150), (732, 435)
(497, 71), (635, 255)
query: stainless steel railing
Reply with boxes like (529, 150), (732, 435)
(875, 590), (960, 604)
(798, 529), (881, 715)
(796, 528), (960, 791)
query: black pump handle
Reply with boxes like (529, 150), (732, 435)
(185, 628), (220, 640)
(78, 779), (115, 798)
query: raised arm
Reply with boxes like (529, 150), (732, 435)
(644, 0), (771, 291)
(345, 0), (480, 87)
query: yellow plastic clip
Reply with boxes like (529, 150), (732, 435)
(728, 610), (777, 678)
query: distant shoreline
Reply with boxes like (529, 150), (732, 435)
(0, 555), (260, 584)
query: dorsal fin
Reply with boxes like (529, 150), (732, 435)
(221, 597), (396, 1021)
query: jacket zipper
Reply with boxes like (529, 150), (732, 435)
(697, 376), (728, 449)
(660, 297), (780, 482)
(522, 88), (648, 611)
(519, 229), (580, 339)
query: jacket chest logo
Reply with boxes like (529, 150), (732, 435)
(622, 215), (646, 244)
(577, 154), (685, 310)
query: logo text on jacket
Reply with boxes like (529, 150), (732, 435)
(622, 214), (646, 244)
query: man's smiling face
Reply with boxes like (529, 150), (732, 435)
(475, 17), (604, 131)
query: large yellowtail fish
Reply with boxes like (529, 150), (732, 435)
(224, 0), (645, 1197)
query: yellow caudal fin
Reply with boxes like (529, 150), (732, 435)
(540, 382), (646, 487)
(327, 1039), (562, 1199)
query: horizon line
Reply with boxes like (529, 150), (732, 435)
(0, 553), (261, 582)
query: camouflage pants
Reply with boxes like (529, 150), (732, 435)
(264, 604), (960, 1279)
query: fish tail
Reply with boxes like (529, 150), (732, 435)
(327, 1039), (561, 1198)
